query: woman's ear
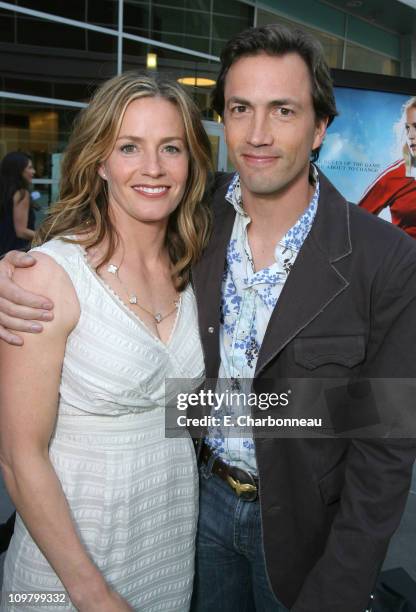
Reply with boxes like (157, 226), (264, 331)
(98, 165), (107, 180)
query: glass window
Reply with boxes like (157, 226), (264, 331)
(345, 43), (399, 76)
(125, 1), (253, 57)
(256, 9), (343, 69)
(151, 6), (186, 33)
(212, 14), (252, 40)
(0, 99), (79, 182)
(150, 6), (211, 55)
(17, 12), (86, 49)
(211, 39), (227, 57)
(156, 0), (211, 9)
(15, 0), (87, 22)
(0, 10), (14, 43)
(14, 0), (119, 29)
(0, 11), (117, 102)
(157, 33), (210, 54)
(123, 39), (219, 119)
(31, 184), (55, 228)
(87, 0), (119, 28)
(124, 3), (212, 55)
(316, 31), (344, 70)
(123, 1), (151, 37)
(213, 0), (252, 19)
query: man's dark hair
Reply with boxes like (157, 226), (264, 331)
(212, 24), (338, 160)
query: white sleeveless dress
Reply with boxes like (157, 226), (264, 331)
(1, 238), (205, 611)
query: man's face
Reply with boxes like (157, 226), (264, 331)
(405, 106), (416, 158)
(223, 52), (327, 201)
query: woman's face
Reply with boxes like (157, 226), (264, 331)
(405, 106), (416, 158)
(22, 159), (35, 183)
(99, 96), (189, 227)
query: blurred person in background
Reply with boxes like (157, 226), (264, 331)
(0, 512), (15, 554)
(0, 151), (36, 255)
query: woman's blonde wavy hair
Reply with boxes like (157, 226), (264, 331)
(34, 72), (213, 290)
(394, 96), (416, 176)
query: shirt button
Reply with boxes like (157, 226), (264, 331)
(208, 326), (214, 334)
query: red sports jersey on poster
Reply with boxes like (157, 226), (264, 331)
(358, 159), (416, 238)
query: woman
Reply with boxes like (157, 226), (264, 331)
(0, 151), (36, 255)
(0, 73), (211, 611)
(358, 96), (416, 238)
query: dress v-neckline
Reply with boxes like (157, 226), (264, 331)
(74, 242), (183, 349)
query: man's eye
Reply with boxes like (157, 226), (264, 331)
(120, 144), (136, 153)
(231, 105), (247, 114)
(278, 107), (293, 117)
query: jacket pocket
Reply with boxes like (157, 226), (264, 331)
(318, 461), (346, 505)
(294, 335), (365, 370)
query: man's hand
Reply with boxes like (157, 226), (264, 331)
(0, 251), (54, 345)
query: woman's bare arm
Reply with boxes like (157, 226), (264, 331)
(0, 252), (54, 345)
(0, 253), (131, 611)
(13, 190), (35, 240)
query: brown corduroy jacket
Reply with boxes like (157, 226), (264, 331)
(191, 169), (416, 612)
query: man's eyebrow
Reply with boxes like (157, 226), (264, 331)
(268, 98), (300, 108)
(226, 97), (252, 107)
(226, 97), (301, 108)
(116, 135), (185, 142)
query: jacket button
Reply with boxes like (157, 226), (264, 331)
(208, 326), (214, 334)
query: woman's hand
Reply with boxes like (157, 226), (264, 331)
(77, 589), (134, 611)
(0, 251), (54, 344)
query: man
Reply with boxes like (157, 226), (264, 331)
(188, 26), (416, 612)
(1, 24), (416, 612)
(358, 96), (416, 238)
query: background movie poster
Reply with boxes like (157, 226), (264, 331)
(317, 87), (412, 226)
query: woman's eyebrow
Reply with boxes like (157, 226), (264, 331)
(116, 135), (185, 142)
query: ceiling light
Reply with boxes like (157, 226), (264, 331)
(146, 53), (157, 69)
(177, 77), (216, 87)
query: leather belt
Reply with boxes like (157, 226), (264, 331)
(200, 443), (258, 502)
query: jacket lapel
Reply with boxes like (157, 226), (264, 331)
(255, 171), (352, 376)
(192, 170), (353, 379)
(192, 177), (236, 378)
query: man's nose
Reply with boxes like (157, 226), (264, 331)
(246, 112), (273, 147)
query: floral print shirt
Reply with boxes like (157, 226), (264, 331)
(206, 169), (320, 474)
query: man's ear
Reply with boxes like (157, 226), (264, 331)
(223, 117), (230, 148)
(313, 117), (328, 151)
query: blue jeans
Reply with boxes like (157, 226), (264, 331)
(191, 462), (288, 612)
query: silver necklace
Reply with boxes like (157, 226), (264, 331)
(106, 263), (180, 324)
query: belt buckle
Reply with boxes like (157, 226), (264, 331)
(227, 468), (257, 502)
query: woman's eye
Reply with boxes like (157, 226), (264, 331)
(120, 144), (136, 153)
(163, 145), (180, 154)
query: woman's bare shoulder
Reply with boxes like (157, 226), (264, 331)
(13, 189), (29, 205)
(14, 251), (80, 331)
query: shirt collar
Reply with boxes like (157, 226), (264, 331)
(225, 172), (245, 215)
(225, 166), (319, 253)
(281, 177), (319, 252)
